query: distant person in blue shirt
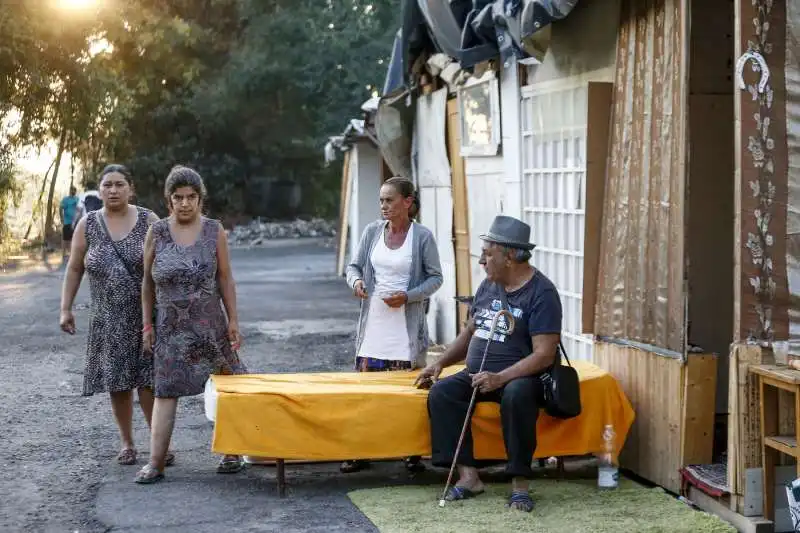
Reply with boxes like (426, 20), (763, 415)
(416, 215), (562, 513)
(60, 186), (79, 260)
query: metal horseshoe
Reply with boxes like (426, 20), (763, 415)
(736, 50), (770, 93)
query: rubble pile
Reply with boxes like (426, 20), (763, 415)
(227, 218), (337, 246)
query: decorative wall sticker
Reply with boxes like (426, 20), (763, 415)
(743, 0), (778, 343)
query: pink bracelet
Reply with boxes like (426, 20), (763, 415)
(142, 324), (153, 333)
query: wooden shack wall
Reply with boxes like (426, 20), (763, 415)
(594, 341), (717, 494)
(593, 0), (687, 353)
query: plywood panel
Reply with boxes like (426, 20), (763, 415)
(681, 353), (718, 466)
(593, 341), (684, 493)
(447, 98), (472, 331)
(582, 82), (613, 334)
(727, 343), (767, 513)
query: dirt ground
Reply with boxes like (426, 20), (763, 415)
(0, 241), (435, 532)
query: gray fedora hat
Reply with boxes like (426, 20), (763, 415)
(479, 215), (536, 250)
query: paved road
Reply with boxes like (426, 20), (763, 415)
(0, 241), (432, 532)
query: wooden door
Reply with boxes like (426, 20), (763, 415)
(446, 98), (471, 331)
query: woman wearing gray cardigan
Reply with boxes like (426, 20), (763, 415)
(343, 176), (443, 473)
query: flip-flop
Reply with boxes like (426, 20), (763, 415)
(134, 464), (164, 485)
(445, 485), (484, 501)
(506, 491), (535, 512)
(117, 448), (137, 466)
(217, 456), (245, 474)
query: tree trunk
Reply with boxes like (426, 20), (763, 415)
(44, 127), (68, 244)
(23, 159), (56, 240)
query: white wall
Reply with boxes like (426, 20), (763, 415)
(347, 142), (382, 263)
(464, 61), (523, 290)
(416, 88), (458, 344)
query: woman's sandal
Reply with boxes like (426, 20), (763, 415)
(445, 485), (484, 501)
(340, 460), (369, 473)
(134, 464), (164, 485)
(117, 448), (137, 466)
(404, 456), (426, 474)
(216, 456), (245, 474)
(506, 491), (535, 512)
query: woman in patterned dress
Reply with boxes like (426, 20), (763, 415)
(134, 165), (247, 484)
(342, 177), (443, 473)
(60, 164), (166, 466)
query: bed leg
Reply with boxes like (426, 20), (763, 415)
(277, 459), (286, 497)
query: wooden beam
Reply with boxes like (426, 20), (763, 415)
(335, 151), (352, 277)
(687, 487), (773, 533)
(582, 82), (613, 334)
(446, 97), (471, 332)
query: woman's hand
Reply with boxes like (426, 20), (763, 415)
(382, 291), (408, 308)
(228, 320), (242, 351)
(353, 280), (368, 299)
(59, 310), (76, 334)
(142, 325), (155, 353)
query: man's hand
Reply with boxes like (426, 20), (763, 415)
(414, 363), (442, 389)
(382, 291), (408, 308)
(471, 371), (505, 393)
(353, 280), (368, 299)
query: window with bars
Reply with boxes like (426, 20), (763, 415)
(521, 83), (593, 361)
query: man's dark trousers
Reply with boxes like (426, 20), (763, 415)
(427, 369), (544, 478)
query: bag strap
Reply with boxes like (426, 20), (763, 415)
(97, 211), (139, 281)
(495, 282), (572, 368)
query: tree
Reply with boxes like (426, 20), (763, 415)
(2, 0), (402, 225)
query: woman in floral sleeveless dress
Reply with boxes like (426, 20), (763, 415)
(60, 164), (167, 467)
(135, 165), (247, 484)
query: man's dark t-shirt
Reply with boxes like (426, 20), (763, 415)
(466, 271), (562, 374)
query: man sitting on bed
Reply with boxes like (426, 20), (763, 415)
(415, 215), (562, 512)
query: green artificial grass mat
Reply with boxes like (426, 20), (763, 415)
(348, 478), (736, 533)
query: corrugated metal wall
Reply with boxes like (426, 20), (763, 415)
(594, 0), (687, 352)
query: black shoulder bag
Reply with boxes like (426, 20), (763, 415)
(496, 283), (581, 420)
(98, 213), (140, 281)
(543, 341), (582, 419)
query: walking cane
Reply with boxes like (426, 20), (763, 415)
(439, 308), (516, 507)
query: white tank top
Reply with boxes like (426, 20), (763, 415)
(357, 224), (414, 361)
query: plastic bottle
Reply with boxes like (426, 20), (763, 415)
(597, 424), (619, 489)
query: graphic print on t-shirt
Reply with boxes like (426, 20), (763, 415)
(473, 298), (523, 343)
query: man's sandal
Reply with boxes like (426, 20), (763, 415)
(445, 486), (484, 501)
(117, 448), (137, 466)
(506, 491), (535, 512)
(134, 464), (164, 485)
(216, 456), (245, 474)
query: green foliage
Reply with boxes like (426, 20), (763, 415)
(2, 0), (401, 222)
(0, 148), (22, 244)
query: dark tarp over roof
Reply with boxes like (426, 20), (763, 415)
(382, 0), (580, 95)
